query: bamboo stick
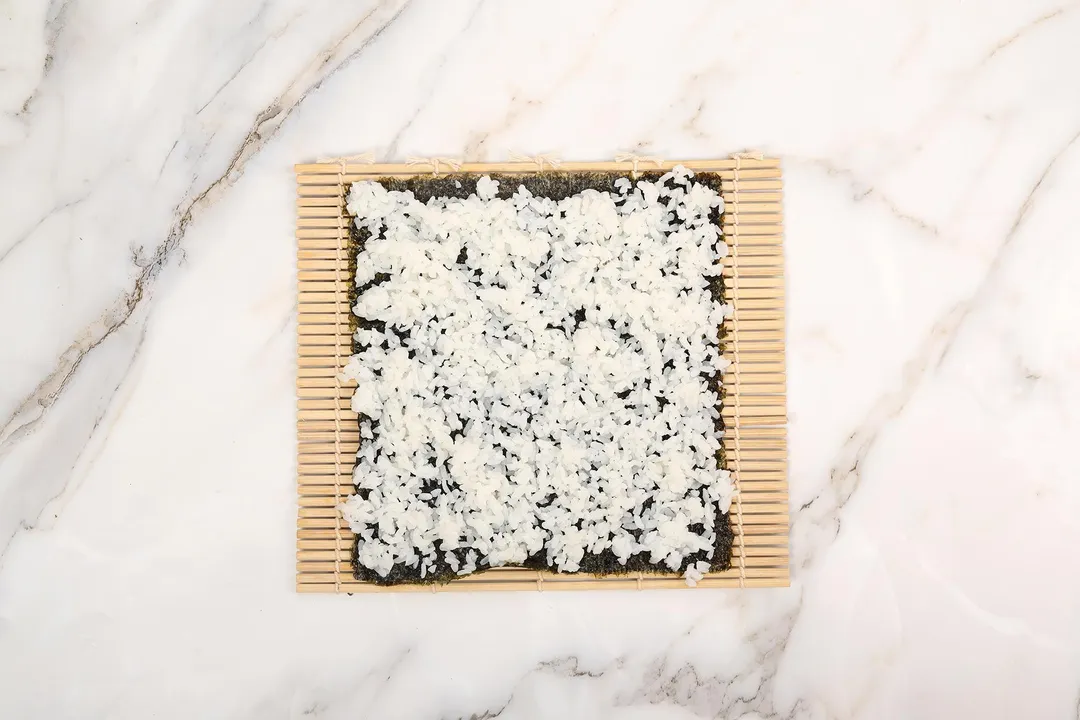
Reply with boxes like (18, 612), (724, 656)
(295, 576), (788, 592)
(294, 158), (779, 175)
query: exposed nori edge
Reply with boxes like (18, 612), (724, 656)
(346, 171), (732, 585)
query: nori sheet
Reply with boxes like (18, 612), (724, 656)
(346, 171), (733, 585)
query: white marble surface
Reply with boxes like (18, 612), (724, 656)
(2, 0), (1080, 717)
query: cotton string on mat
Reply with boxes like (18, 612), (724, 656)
(405, 156), (463, 176)
(509, 151), (563, 171)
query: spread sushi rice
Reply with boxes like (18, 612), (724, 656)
(341, 166), (734, 586)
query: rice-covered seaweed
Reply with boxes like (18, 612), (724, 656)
(343, 169), (733, 586)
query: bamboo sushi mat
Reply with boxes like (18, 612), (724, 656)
(296, 156), (788, 592)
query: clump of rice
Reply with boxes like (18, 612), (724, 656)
(341, 166), (733, 585)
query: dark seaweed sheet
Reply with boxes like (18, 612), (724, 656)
(347, 171), (732, 585)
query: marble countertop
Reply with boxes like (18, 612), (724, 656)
(2, 1), (1079, 718)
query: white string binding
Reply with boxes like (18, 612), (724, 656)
(316, 152), (376, 167)
(614, 152), (663, 179)
(729, 151), (756, 589)
(732, 150), (765, 163)
(509, 151), (562, 171)
(331, 160), (352, 594)
(405, 156), (463, 176)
